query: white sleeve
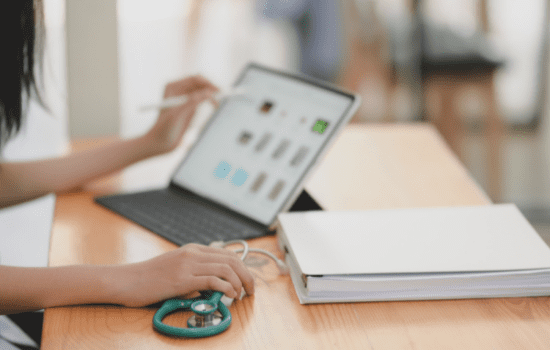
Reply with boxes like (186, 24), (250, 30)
(0, 315), (39, 348)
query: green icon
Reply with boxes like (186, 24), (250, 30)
(312, 120), (328, 134)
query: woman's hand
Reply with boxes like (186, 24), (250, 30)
(112, 243), (255, 308)
(144, 75), (219, 156)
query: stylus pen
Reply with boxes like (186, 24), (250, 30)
(139, 89), (246, 112)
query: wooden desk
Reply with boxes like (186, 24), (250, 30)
(43, 124), (550, 349)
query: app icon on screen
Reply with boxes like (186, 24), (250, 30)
(213, 161), (232, 179)
(230, 168), (249, 187)
(290, 146), (309, 167)
(255, 133), (272, 152)
(312, 119), (329, 134)
(260, 101), (274, 114)
(250, 172), (267, 193)
(268, 180), (285, 201)
(237, 131), (253, 145)
(272, 139), (290, 159)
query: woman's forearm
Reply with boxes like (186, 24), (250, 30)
(0, 134), (158, 208)
(0, 77), (217, 209)
(0, 264), (129, 315)
(0, 243), (257, 314)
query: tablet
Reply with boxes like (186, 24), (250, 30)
(171, 63), (361, 227)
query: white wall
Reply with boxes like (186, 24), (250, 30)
(64, 0), (301, 139)
(117, 0), (298, 139)
(117, 0), (190, 139)
(539, 17), (550, 209)
(65, 0), (120, 137)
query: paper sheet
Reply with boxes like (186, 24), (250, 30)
(0, 194), (56, 267)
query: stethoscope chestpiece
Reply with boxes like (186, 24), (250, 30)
(188, 299), (223, 328)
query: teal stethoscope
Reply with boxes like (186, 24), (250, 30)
(153, 240), (288, 338)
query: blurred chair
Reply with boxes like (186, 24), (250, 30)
(337, 0), (394, 123)
(340, 0), (505, 200)
(256, 0), (345, 82)
(412, 0), (505, 202)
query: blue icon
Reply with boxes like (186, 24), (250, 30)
(213, 161), (232, 179)
(230, 168), (249, 187)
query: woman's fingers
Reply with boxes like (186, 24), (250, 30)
(163, 76), (208, 96)
(189, 88), (217, 105)
(195, 253), (255, 296)
(192, 276), (238, 298)
(164, 75), (219, 98)
(193, 243), (241, 259)
(182, 244), (255, 296)
(193, 263), (242, 297)
(154, 89), (214, 149)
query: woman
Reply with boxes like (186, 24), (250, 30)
(0, 1), (254, 347)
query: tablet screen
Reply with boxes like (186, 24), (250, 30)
(171, 64), (356, 226)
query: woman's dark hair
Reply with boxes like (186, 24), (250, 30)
(0, 0), (47, 143)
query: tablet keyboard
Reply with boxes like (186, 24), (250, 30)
(95, 189), (266, 246)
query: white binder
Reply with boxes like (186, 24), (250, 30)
(276, 204), (550, 304)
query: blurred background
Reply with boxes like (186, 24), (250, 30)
(18, 0), (550, 236)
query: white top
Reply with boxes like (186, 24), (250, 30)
(0, 194), (55, 267)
